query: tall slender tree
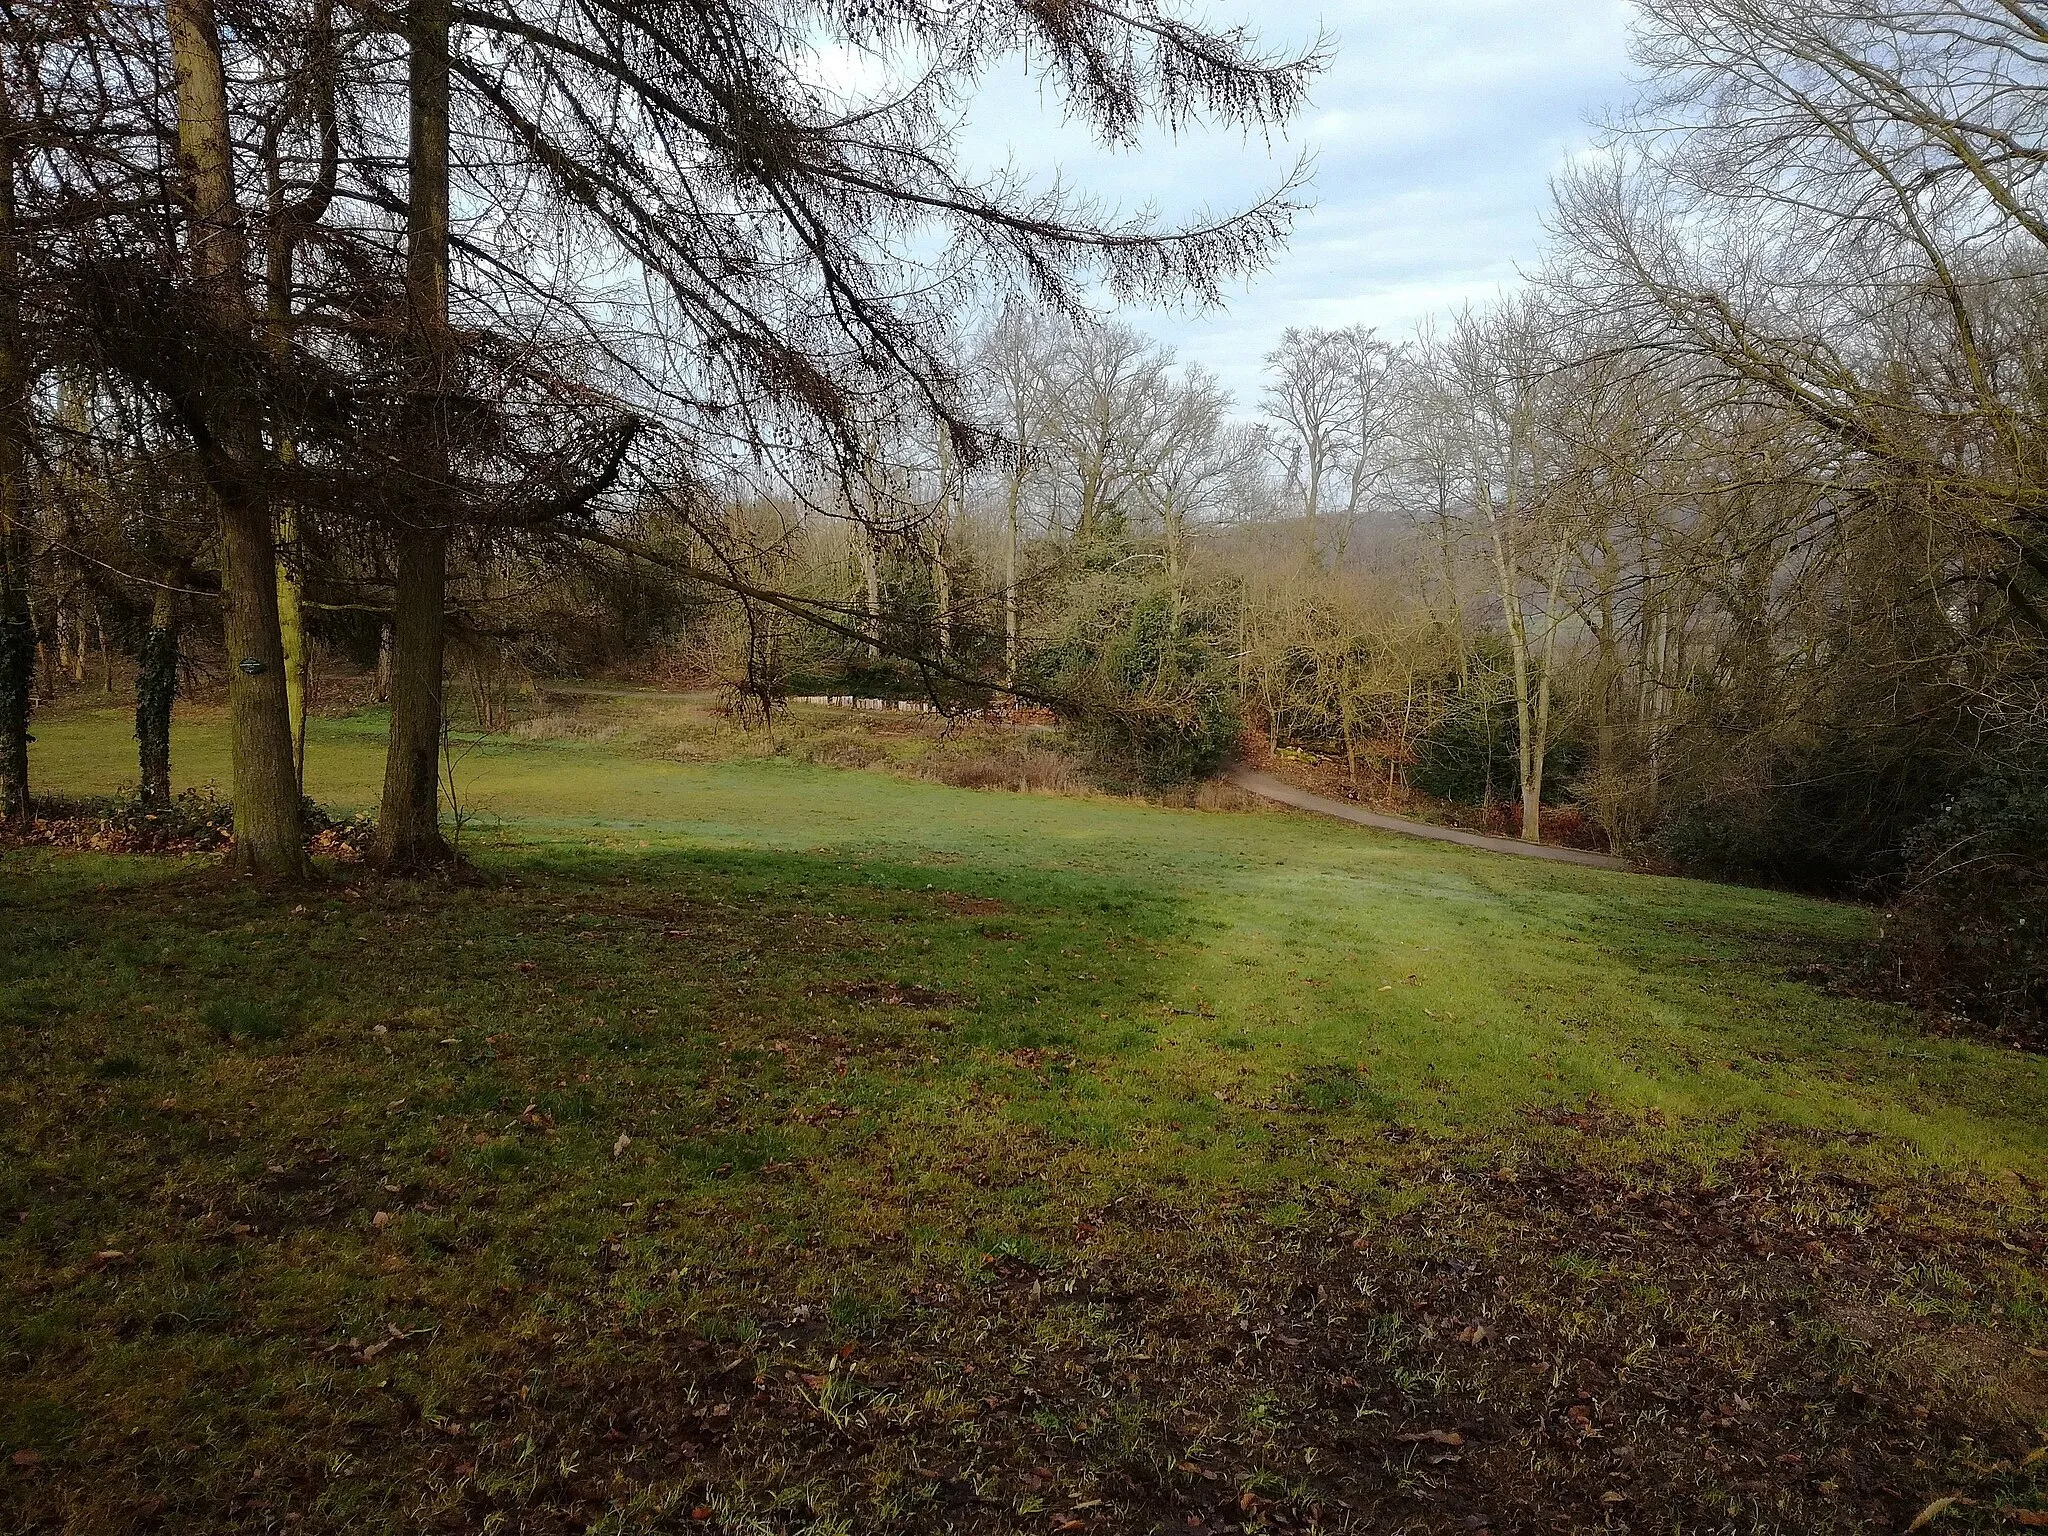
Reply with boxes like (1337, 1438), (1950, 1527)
(374, 0), (454, 869)
(165, 0), (303, 875)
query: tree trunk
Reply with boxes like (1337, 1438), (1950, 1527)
(264, 9), (336, 796)
(857, 523), (882, 661)
(376, 522), (448, 866)
(221, 490), (305, 873)
(54, 601), (75, 686)
(1481, 482), (1543, 844)
(276, 505), (308, 786)
(375, 621), (392, 701)
(1302, 451), (1320, 570)
(1004, 470), (1021, 687)
(374, 0), (453, 869)
(0, 84), (31, 821)
(169, 0), (304, 875)
(932, 431), (953, 659)
(136, 583), (179, 806)
(1164, 501), (1184, 630)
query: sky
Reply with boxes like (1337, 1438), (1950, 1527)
(953, 0), (1643, 404)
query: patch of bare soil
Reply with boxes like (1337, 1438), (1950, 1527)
(822, 978), (963, 1010)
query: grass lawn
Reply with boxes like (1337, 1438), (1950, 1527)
(5, 697), (2048, 1533)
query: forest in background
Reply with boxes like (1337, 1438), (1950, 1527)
(6, 0), (2048, 1034)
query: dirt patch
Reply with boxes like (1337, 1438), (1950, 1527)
(823, 979), (962, 1010)
(58, 1157), (2031, 1536)
(937, 892), (1010, 916)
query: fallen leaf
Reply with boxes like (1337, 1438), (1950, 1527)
(371, 1211), (392, 1230)
(1907, 1496), (1961, 1532)
(11, 1450), (42, 1468)
(2009, 1512), (2048, 1529)
(689, 1506), (713, 1521)
(1396, 1429), (1464, 1446)
(612, 1131), (632, 1158)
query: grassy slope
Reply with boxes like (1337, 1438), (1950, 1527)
(5, 699), (2047, 1534)
(28, 699), (2041, 1165)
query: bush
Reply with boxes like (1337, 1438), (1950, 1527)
(1038, 582), (1239, 790)
(1646, 723), (1947, 891)
(1409, 690), (1582, 808)
(1877, 762), (2048, 1042)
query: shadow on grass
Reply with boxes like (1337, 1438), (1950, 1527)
(4, 844), (2048, 1533)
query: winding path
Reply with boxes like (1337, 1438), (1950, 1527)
(1226, 767), (1632, 871)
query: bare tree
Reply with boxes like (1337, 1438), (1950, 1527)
(1430, 302), (1575, 842)
(1037, 323), (1180, 543)
(1135, 365), (1238, 621)
(1331, 324), (1399, 561)
(973, 307), (1056, 684)
(1262, 326), (1351, 566)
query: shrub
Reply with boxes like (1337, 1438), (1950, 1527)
(1409, 691), (1583, 808)
(1646, 724), (1946, 891)
(1877, 761), (2048, 1042)
(1038, 581), (1239, 790)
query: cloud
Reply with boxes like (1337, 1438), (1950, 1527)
(951, 0), (1641, 403)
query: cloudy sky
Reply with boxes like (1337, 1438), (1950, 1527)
(954, 0), (1643, 403)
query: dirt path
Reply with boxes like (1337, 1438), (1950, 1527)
(1226, 767), (1632, 871)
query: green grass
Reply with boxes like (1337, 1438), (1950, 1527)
(6, 696), (2048, 1533)
(27, 697), (2042, 1165)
